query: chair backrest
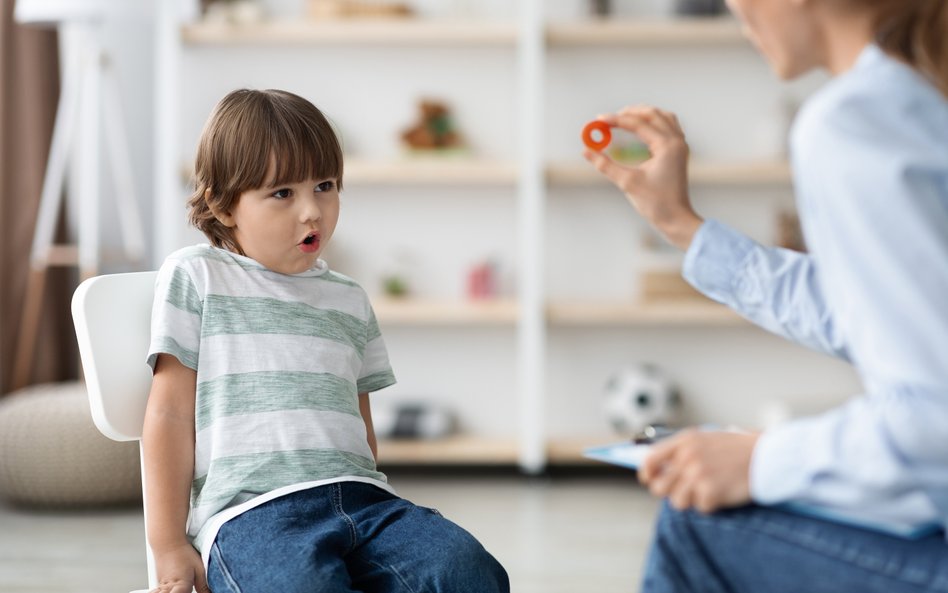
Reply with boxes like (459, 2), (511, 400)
(72, 271), (157, 442)
(72, 271), (158, 592)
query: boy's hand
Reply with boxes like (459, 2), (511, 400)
(151, 543), (210, 593)
(583, 105), (703, 251)
(638, 429), (760, 513)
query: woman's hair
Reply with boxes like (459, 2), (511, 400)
(187, 89), (344, 254)
(870, 0), (948, 97)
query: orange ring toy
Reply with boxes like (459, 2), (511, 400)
(582, 120), (612, 151)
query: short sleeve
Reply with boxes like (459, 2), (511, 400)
(356, 304), (396, 393)
(147, 258), (203, 372)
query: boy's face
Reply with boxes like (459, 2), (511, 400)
(219, 173), (340, 275)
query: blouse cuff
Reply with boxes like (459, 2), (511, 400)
(682, 219), (757, 306)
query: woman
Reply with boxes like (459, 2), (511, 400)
(584, 1), (948, 591)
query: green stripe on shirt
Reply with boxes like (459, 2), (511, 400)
(195, 371), (361, 432)
(202, 295), (367, 355)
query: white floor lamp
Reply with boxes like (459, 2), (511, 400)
(13, 0), (148, 389)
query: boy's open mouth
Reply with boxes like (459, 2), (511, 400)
(299, 232), (320, 253)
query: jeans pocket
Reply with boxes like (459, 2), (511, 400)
(208, 541), (243, 593)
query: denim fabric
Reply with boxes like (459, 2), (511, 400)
(643, 500), (948, 593)
(206, 482), (509, 593)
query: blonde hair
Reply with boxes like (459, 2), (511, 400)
(187, 89), (344, 254)
(871, 0), (948, 97)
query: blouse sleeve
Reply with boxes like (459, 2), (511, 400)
(683, 219), (849, 361)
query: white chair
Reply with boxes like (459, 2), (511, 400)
(72, 271), (158, 593)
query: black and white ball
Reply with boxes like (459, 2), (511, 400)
(603, 364), (682, 437)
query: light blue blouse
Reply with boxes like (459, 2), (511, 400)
(683, 44), (948, 534)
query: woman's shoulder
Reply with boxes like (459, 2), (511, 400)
(790, 48), (948, 162)
(793, 46), (948, 151)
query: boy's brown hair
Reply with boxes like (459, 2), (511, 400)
(187, 89), (344, 254)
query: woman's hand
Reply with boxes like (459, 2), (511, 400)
(151, 543), (210, 593)
(583, 105), (703, 250)
(638, 429), (760, 513)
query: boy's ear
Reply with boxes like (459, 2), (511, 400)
(206, 188), (235, 227)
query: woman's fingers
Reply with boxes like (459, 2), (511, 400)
(639, 430), (759, 513)
(638, 431), (685, 482)
(583, 148), (643, 195)
(592, 105), (686, 162)
(614, 105), (681, 138)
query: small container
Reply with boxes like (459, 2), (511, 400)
(673, 0), (726, 17)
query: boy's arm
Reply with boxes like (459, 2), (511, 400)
(142, 354), (209, 593)
(358, 392), (378, 461)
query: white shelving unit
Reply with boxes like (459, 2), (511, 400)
(154, 3), (854, 471)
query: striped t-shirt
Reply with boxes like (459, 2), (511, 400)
(147, 244), (396, 556)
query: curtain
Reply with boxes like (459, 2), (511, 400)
(0, 0), (75, 395)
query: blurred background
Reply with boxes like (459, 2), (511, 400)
(0, 1), (862, 591)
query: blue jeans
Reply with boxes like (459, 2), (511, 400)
(206, 482), (509, 593)
(643, 500), (948, 593)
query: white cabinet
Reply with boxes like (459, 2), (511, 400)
(154, 1), (860, 472)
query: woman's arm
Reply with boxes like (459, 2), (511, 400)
(141, 354), (208, 593)
(682, 220), (849, 360)
(586, 105), (849, 360)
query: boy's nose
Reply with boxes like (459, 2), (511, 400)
(300, 196), (321, 222)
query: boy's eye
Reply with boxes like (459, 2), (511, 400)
(271, 188), (291, 199)
(315, 180), (336, 193)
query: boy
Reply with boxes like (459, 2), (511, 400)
(143, 88), (509, 593)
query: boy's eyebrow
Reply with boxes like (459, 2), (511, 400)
(265, 175), (339, 188)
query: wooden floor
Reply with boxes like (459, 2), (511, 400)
(0, 470), (660, 593)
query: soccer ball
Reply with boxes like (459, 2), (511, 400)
(603, 364), (682, 438)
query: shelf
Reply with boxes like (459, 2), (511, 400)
(182, 20), (519, 46)
(545, 436), (608, 465)
(377, 436), (520, 465)
(547, 299), (746, 326)
(346, 158), (518, 185)
(547, 161), (791, 186)
(372, 299), (743, 326)
(377, 436), (629, 466)
(183, 18), (744, 48)
(373, 298), (519, 326)
(547, 18), (746, 46)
